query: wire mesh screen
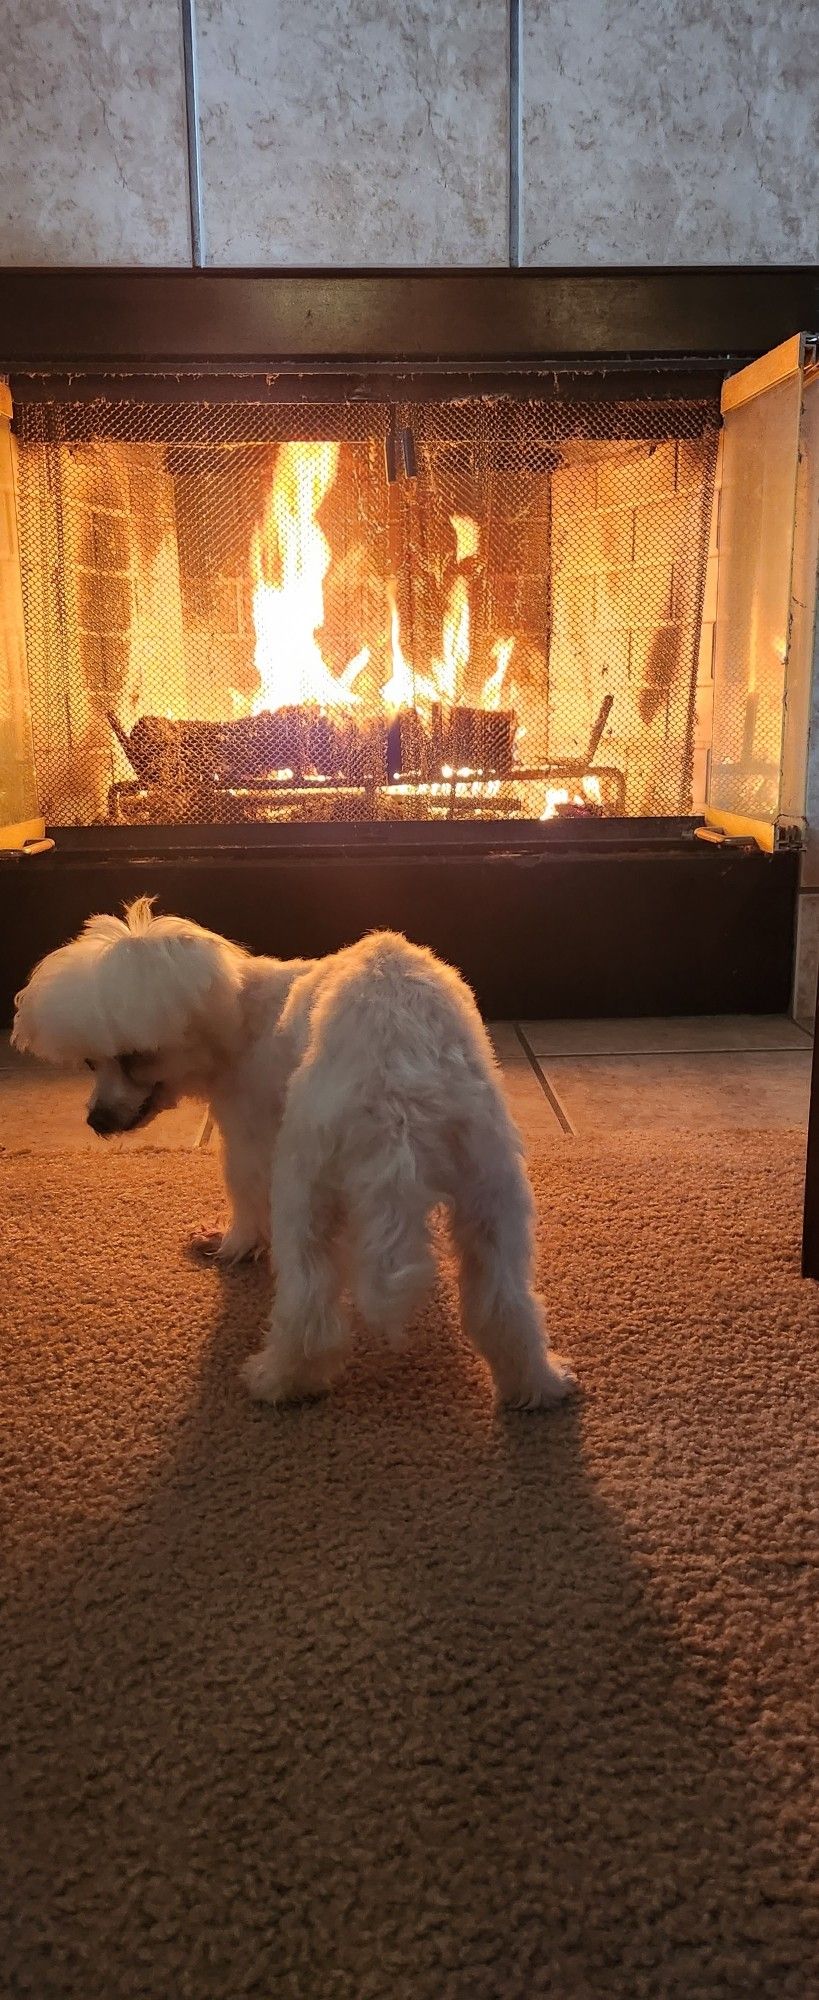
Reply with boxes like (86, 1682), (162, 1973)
(14, 393), (719, 828)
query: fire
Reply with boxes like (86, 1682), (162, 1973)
(541, 787), (571, 820)
(482, 637), (514, 710)
(541, 774), (603, 820)
(380, 583), (441, 719)
(434, 513), (479, 704)
(250, 463), (517, 747)
(451, 513), (480, 564)
(380, 582), (413, 712)
(435, 575), (471, 704)
(250, 441), (368, 713)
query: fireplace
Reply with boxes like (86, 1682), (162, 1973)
(1, 272), (816, 1019)
(12, 387), (719, 834)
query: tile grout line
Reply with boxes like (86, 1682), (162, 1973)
(515, 1044), (813, 1062)
(513, 1025), (575, 1135)
(508, 0), (522, 266)
(180, 0), (206, 267)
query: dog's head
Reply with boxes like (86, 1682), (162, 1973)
(12, 897), (246, 1136)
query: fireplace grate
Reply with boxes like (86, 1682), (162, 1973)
(14, 392), (719, 829)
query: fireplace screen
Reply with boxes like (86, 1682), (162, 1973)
(13, 392), (719, 828)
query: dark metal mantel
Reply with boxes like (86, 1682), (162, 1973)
(1, 266), (818, 373)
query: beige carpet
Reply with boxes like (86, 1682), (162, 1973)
(1, 1136), (817, 2000)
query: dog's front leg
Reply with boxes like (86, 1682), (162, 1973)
(190, 1121), (271, 1265)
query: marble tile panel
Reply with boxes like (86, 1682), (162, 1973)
(196, 0), (508, 265)
(522, 0), (819, 264)
(0, 0), (191, 264)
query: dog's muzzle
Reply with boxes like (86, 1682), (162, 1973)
(87, 1085), (162, 1136)
(87, 1104), (122, 1136)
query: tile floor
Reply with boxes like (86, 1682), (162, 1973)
(1, 1016), (812, 1154)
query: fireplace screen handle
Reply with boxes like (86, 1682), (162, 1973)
(399, 426), (418, 479)
(384, 424), (418, 484)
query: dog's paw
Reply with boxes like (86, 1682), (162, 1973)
(501, 1350), (577, 1412)
(189, 1225), (227, 1261)
(188, 1225), (264, 1265)
(241, 1344), (335, 1406)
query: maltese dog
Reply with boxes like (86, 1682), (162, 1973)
(12, 899), (575, 1411)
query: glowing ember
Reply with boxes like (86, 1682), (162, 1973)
(541, 787), (571, 820)
(251, 442), (367, 713)
(541, 775), (603, 820)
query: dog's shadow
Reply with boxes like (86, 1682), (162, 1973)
(5, 1253), (806, 1999)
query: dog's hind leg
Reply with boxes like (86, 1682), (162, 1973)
(450, 1120), (575, 1410)
(242, 1084), (351, 1404)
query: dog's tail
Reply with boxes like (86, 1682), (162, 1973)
(269, 1076), (434, 1355)
(344, 1099), (436, 1342)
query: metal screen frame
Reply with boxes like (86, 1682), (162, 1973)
(14, 385), (719, 835)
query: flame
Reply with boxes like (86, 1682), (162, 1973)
(250, 441), (364, 713)
(381, 582), (415, 713)
(451, 513), (479, 564)
(249, 461), (516, 747)
(432, 514), (478, 702)
(541, 775), (603, 820)
(434, 574), (471, 705)
(380, 582), (439, 718)
(339, 646), (371, 695)
(541, 787), (570, 820)
(482, 637), (514, 711)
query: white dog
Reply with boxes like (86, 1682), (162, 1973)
(12, 899), (575, 1411)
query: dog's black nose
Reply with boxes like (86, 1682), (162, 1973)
(87, 1106), (119, 1136)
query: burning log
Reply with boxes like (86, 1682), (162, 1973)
(385, 708), (426, 782)
(445, 705), (515, 776)
(109, 709), (385, 790)
(552, 798), (603, 820)
(110, 701), (520, 798)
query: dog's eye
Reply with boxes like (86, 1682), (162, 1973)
(119, 1051), (148, 1077)
(85, 1059), (96, 1072)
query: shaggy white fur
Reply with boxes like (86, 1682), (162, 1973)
(13, 900), (576, 1410)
